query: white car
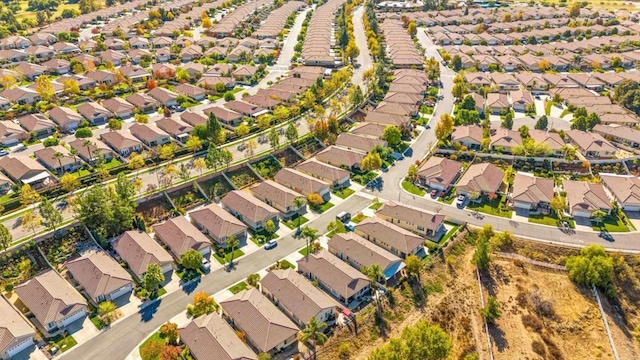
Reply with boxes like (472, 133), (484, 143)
(201, 258), (211, 272)
(265, 240), (277, 250)
(455, 194), (466, 208)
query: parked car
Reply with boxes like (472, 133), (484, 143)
(430, 189), (438, 198)
(345, 223), (355, 232)
(265, 239), (277, 249)
(336, 211), (351, 223)
(0, 150), (8, 157)
(201, 258), (211, 272)
(455, 194), (466, 208)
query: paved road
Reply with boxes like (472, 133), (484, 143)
(63, 195), (372, 360)
(351, 5), (374, 90)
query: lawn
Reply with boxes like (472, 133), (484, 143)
(213, 247), (245, 265)
(592, 216), (631, 233)
(369, 202), (383, 210)
(229, 281), (248, 294)
(283, 216), (309, 229)
(439, 221), (460, 243)
(0, 192), (17, 203)
(278, 259), (296, 269)
(351, 213), (368, 223)
(466, 196), (513, 218)
(76, 169), (92, 177)
(402, 181), (426, 196)
(90, 314), (105, 330)
(311, 202), (334, 213)
(298, 245), (323, 256)
(50, 334), (77, 353)
(103, 158), (123, 169)
(333, 188), (355, 199)
(528, 214), (575, 228)
(437, 188), (456, 204)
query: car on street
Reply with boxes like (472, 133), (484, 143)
(0, 150), (8, 157)
(336, 211), (351, 223)
(265, 239), (277, 249)
(455, 194), (466, 208)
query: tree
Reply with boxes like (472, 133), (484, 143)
(193, 157), (207, 177)
(405, 254), (421, 280)
(225, 235), (240, 267)
(538, 59), (551, 72)
(108, 118), (122, 131)
(273, 106), (290, 123)
(285, 122), (298, 144)
(35, 75), (55, 101)
(0, 224), (11, 250)
(534, 115), (548, 130)
(363, 264), (384, 311)
(338, 342), (351, 360)
(181, 249), (203, 271)
(407, 164), (418, 182)
(501, 111), (513, 130)
(350, 85), (364, 107)
(21, 211), (41, 236)
(257, 115), (271, 131)
(98, 301), (117, 325)
(140, 341), (163, 360)
(187, 291), (217, 317)
(451, 55), (463, 72)
(207, 113), (225, 145)
(382, 126), (402, 149)
(550, 195), (566, 219)
(247, 273), (260, 288)
(307, 193), (324, 207)
(292, 197), (306, 230)
(326, 220), (346, 235)
(20, 184), (40, 206)
(160, 322), (179, 345)
(481, 296), (501, 323)
(345, 41), (360, 63)
(245, 139), (257, 159)
(202, 12), (213, 28)
(361, 152), (383, 172)
(369, 321), (452, 360)
(159, 345), (181, 360)
(185, 135), (202, 153)
(60, 173), (80, 193)
(301, 226), (319, 255)
(407, 20), (417, 36)
(39, 197), (62, 232)
(158, 143), (176, 161)
(568, 2), (581, 18)
(591, 210), (607, 227)
(566, 245), (614, 296)
(19, 258), (31, 274)
(451, 82), (466, 99)
(472, 237), (491, 271)
(435, 113), (454, 141)
(62, 78), (80, 95)
(268, 127), (280, 150)
(143, 264), (165, 293)
(128, 153), (145, 176)
(223, 91), (235, 101)
(299, 317), (328, 360)
(265, 219), (276, 234)
(0, 75), (17, 89)
(235, 122), (249, 140)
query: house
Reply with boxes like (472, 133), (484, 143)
(529, 129), (565, 156)
(592, 124), (640, 149)
(511, 173), (555, 213)
(126, 93), (160, 113)
(416, 156), (463, 191)
(221, 191), (280, 232)
(152, 63), (176, 79)
(129, 123), (171, 147)
(316, 146), (365, 170)
(329, 232), (405, 285)
(189, 203), (248, 246)
(102, 97), (135, 119)
(14, 271), (87, 335)
(562, 179), (612, 218)
(147, 87), (179, 107)
(174, 83), (206, 102)
(599, 174), (640, 212)
(85, 70), (116, 85)
(376, 201), (445, 240)
(100, 131), (144, 157)
(261, 269), (340, 328)
(351, 122), (387, 139)
(16, 113), (55, 137)
(451, 125), (483, 150)
(250, 180), (305, 220)
(153, 216), (211, 260)
(566, 130), (616, 158)
(201, 106), (243, 128)
(111, 230), (173, 281)
(295, 159), (350, 190)
(274, 168), (331, 202)
(34, 145), (82, 174)
(155, 118), (193, 143)
(65, 250), (134, 304)
(68, 138), (114, 164)
(0, 155), (52, 188)
(232, 65), (257, 84)
(355, 216), (425, 259)
(219, 289), (299, 355)
(180, 111), (208, 128)
(77, 102), (112, 125)
(486, 93), (510, 114)
(178, 313), (257, 360)
(48, 106), (83, 132)
(14, 63), (46, 80)
(0, 121), (27, 146)
(224, 101), (268, 118)
(0, 87), (41, 105)
(335, 133), (387, 154)
(296, 250), (371, 307)
(119, 65), (150, 83)
(455, 163), (505, 198)
(0, 297), (35, 360)
(510, 90), (534, 112)
(41, 58), (70, 75)
(490, 128), (523, 153)
(0, 96), (9, 111)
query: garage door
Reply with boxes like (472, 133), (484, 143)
(108, 285), (132, 301)
(622, 205), (640, 212)
(62, 309), (86, 327)
(7, 337), (34, 358)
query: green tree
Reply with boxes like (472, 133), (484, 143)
(39, 197), (62, 231)
(301, 226), (319, 255)
(143, 263), (165, 293)
(265, 219), (276, 234)
(363, 264), (384, 312)
(435, 113), (454, 141)
(225, 235), (240, 268)
(481, 296), (501, 323)
(406, 164), (418, 183)
(299, 317), (328, 360)
(350, 85), (364, 107)
(472, 237), (491, 271)
(181, 249), (203, 271)
(285, 122), (299, 144)
(98, 301), (117, 325)
(382, 126), (402, 149)
(501, 111), (513, 130)
(566, 245), (614, 296)
(20, 184), (40, 206)
(568, 2), (581, 17)
(368, 321), (452, 360)
(0, 224), (11, 250)
(207, 113), (225, 145)
(405, 254), (421, 280)
(247, 273), (260, 288)
(534, 115), (548, 130)
(591, 210), (607, 227)
(268, 127), (280, 150)
(108, 118), (122, 131)
(326, 220), (346, 235)
(361, 152), (383, 172)
(292, 197), (307, 230)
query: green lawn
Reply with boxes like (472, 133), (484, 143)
(103, 158), (123, 169)
(298, 245), (323, 256)
(333, 188), (355, 199)
(278, 259), (296, 269)
(90, 314), (105, 330)
(213, 248), (245, 265)
(439, 222), (460, 243)
(369, 202), (383, 210)
(437, 188), (456, 204)
(351, 213), (368, 223)
(467, 196), (513, 218)
(229, 281), (248, 294)
(283, 216), (309, 229)
(311, 202), (334, 213)
(50, 334), (77, 353)
(402, 181), (426, 196)
(76, 169), (92, 177)
(0, 192), (17, 203)
(528, 214), (575, 228)
(592, 216), (631, 233)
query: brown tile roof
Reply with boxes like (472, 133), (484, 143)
(295, 159), (350, 183)
(0, 297), (35, 355)
(511, 173), (555, 205)
(328, 232), (403, 273)
(600, 174), (640, 206)
(14, 270), (86, 326)
(335, 133), (387, 154)
(456, 163), (505, 194)
(66, 250), (133, 302)
(153, 216), (211, 258)
(17, 113), (55, 132)
(179, 313), (257, 360)
(101, 130), (143, 151)
(490, 128), (523, 148)
(34, 145), (78, 170)
(180, 111), (208, 127)
(274, 168), (330, 195)
(350, 122), (387, 138)
(452, 125), (483, 145)
(563, 179), (612, 213)
(111, 230), (173, 278)
(102, 97), (135, 114)
(202, 106), (243, 124)
(250, 180), (303, 212)
(156, 117), (193, 137)
(0, 155), (47, 181)
(189, 203), (247, 244)
(125, 93), (160, 110)
(219, 288), (299, 353)
(417, 154), (462, 187)
(316, 146), (365, 168)
(566, 130), (616, 155)
(355, 216), (424, 256)
(221, 191), (279, 225)
(68, 138), (113, 161)
(130, 123), (169, 143)
(377, 201), (445, 232)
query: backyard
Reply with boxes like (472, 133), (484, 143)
(0, 241), (47, 289)
(136, 195), (174, 224)
(167, 183), (206, 211)
(38, 226), (93, 269)
(197, 174), (234, 201)
(226, 166), (260, 189)
(274, 147), (305, 167)
(250, 156), (282, 179)
(294, 137), (324, 158)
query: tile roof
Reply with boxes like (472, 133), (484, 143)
(274, 168), (330, 195)
(376, 201), (445, 232)
(417, 156), (463, 189)
(250, 180), (303, 212)
(296, 250), (370, 301)
(295, 159), (350, 183)
(221, 191), (279, 225)
(511, 173), (555, 205)
(189, 203), (247, 244)
(65, 250), (133, 302)
(599, 174), (640, 206)
(456, 163), (505, 194)
(112, 230), (173, 278)
(328, 232), (403, 275)
(355, 216), (424, 256)
(179, 313), (257, 360)
(0, 297), (35, 355)
(153, 216), (211, 258)
(563, 179), (612, 213)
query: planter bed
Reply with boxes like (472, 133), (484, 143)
(226, 166), (260, 189)
(197, 174), (234, 201)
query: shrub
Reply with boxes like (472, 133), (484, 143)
(4, 283), (13, 292)
(75, 128), (93, 138)
(43, 137), (60, 147)
(521, 314), (543, 332)
(139, 340), (164, 360)
(531, 340), (546, 357)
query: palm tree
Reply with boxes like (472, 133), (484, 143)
(69, 148), (80, 175)
(299, 318), (328, 360)
(300, 226), (318, 255)
(364, 265), (384, 313)
(225, 234), (240, 269)
(53, 151), (65, 176)
(82, 140), (94, 163)
(292, 197), (307, 231)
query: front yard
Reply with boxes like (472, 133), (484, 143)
(50, 333), (77, 353)
(333, 188), (355, 199)
(528, 214), (576, 228)
(592, 215), (631, 233)
(402, 181), (426, 196)
(229, 281), (248, 294)
(282, 216), (309, 229)
(310, 202), (334, 213)
(466, 196), (513, 218)
(212, 246), (245, 265)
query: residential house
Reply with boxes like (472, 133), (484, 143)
(153, 216), (212, 259)
(364, 110), (411, 128)
(100, 131), (144, 157)
(0, 87), (41, 105)
(455, 163), (505, 198)
(250, 180), (305, 220)
(0, 173), (11, 193)
(566, 130), (617, 158)
(600, 174), (640, 212)
(335, 133), (387, 154)
(221, 191), (280, 232)
(529, 129), (565, 156)
(129, 123), (171, 147)
(14, 63), (46, 80)
(47, 106), (83, 132)
(355, 216), (425, 259)
(416, 156), (463, 191)
(510, 90), (534, 112)
(274, 168), (331, 202)
(451, 125), (483, 150)
(201, 107), (243, 128)
(68, 138), (114, 164)
(0, 96), (9, 111)
(315, 146), (365, 170)
(0, 155), (52, 188)
(41, 59), (70, 75)
(102, 97), (135, 119)
(189, 203), (248, 246)
(77, 102), (112, 125)
(490, 128), (523, 153)
(350, 122), (387, 139)
(296, 250), (371, 307)
(147, 87), (179, 107)
(329, 232), (405, 285)
(295, 159), (350, 189)
(65, 250), (134, 304)
(174, 83), (207, 102)
(126, 93), (160, 113)
(376, 201), (445, 240)
(261, 269), (340, 328)
(224, 101), (268, 118)
(0, 297), (35, 360)
(111, 230), (174, 281)
(219, 289), (299, 355)
(85, 70), (116, 85)
(14, 271), (87, 335)
(178, 313), (257, 360)
(511, 173), (555, 213)
(155, 118), (193, 143)
(486, 93), (510, 114)
(16, 113), (55, 137)
(34, 145), (82, 174)
(0, 121), (27, 146)
(119, 65), (150, 83)
(232, 65), (257, 84)
(180, 111), (208, 128)
(562, 179), (612, 218)
(592, 124), (640, 149)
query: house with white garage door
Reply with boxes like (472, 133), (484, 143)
(65, 250), (133, 305)
(599, 173), (640, 212)
(562, 179), (612, 218)
(0, 297), (35, 360)
(111, 230), (174, 281)
(14, 270), (87, 336)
